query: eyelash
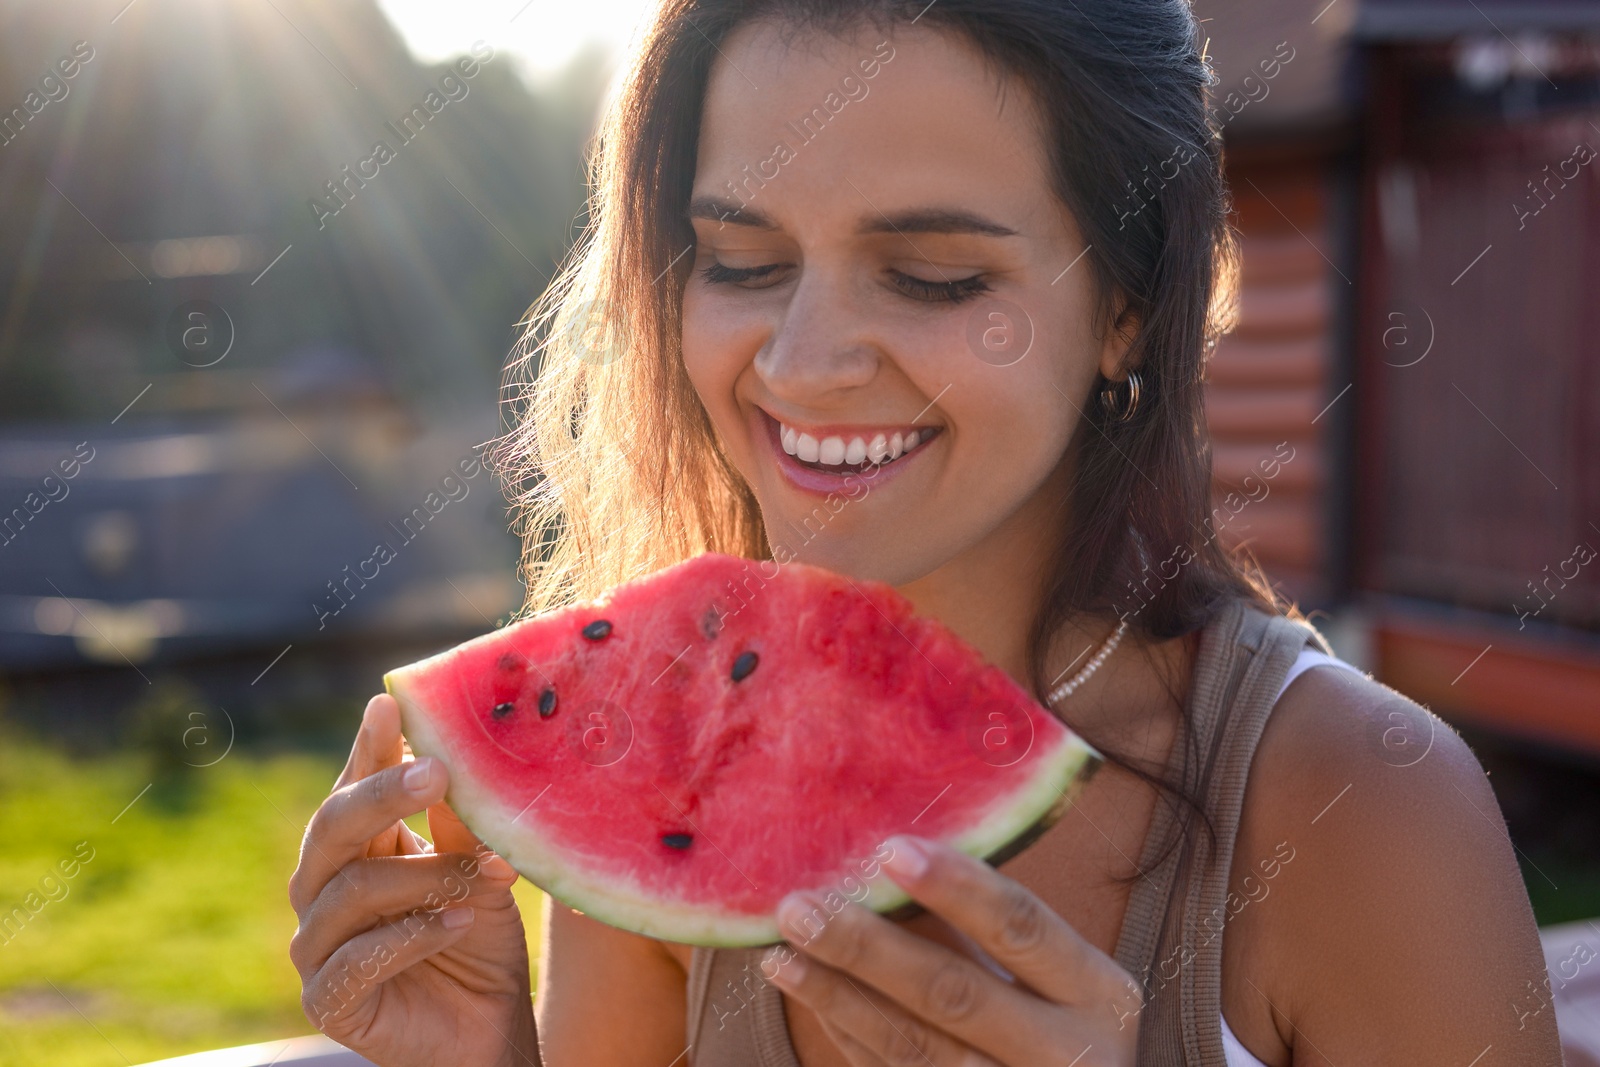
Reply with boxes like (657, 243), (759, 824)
(698, 261), (992, 305)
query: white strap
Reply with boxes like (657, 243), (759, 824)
(1221, 1011), (1271, 1067)
(1273, 647), (1364, 703)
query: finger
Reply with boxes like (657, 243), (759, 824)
(345, 695), (459, 857)
(289, 756), (449, 915)
(302, 904), (476, 1039)
(335, 694), (404, 792)
(879, 834), (1125, 1003)
(821, 1021), (895, 1067)
(766, 947), (1002, 1067)
(290, 851), (517, 975)
(393, 813), (431, 857)
(428, 797), (490, 856)
(336, 694), (416, 860)
(775, 891), (1054, 1064)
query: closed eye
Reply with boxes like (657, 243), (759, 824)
(698, 261), (992, 305)
(889, 269), (991, 305)
(699, 262), (785, 285)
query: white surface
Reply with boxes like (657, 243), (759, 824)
(133, 1034), (371, 1067)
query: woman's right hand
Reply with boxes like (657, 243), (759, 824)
(289, 693), (539, 1067)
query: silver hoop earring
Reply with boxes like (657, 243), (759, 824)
(1099, 370), (1142, 422)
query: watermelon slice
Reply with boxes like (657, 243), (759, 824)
(384, 553), (1100, 946)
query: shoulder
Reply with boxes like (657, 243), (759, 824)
(1246, 656), (1480, 836)
(1226, 661), (1562, 1062)
(538, 902), (689, 1063)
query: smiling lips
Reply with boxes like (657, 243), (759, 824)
(775, 418), (938, 471)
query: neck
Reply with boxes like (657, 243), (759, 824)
(894, 456), (1105, 689)
(891, 459), (1187, 745)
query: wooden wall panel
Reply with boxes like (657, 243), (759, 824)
(1356, 110), (1600, 630)
(1206, 162), (1339, 604)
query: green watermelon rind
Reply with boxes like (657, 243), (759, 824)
(388, 658), (1100, 947)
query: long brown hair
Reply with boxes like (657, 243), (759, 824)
(489, 0), (1288, 870)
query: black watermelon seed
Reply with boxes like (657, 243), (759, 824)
(582, 619), (613, 641)
(496, 652), (520, 671)
(662, 833), (693, 850)
(492, 701), (516, 720)
(699, 605), (724, 640)
(731, 650), (759, 682)
(538, 687), (558, 718)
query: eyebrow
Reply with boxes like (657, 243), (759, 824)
(685, 196), (1020, 238)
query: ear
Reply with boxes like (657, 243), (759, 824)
(1097, 297), (1140, 381)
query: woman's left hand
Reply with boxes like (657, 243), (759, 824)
(764, 834), (1141, 1066)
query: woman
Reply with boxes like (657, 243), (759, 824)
(287, 1), (1562, 1063)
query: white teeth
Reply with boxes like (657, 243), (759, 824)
(778, 419), (933, 469)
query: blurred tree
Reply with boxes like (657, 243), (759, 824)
(0, 0), (603, 422)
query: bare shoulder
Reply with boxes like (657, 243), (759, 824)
(537, 900), (689, 1064)
(1225, 663), (1562, 1064)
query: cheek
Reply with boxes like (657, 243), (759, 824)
(952, 367), (1076, 488)
(936, 302), (1086, 458)
(680, 287), (748, 420)
(920, 302), (1096, 531)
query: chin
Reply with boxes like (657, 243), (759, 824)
(753, 501), (949, 590)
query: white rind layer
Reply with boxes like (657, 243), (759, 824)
(386, 666), (1101, 948)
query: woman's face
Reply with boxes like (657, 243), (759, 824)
(682, 18), (1128, 589)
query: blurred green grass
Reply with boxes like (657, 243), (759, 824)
(0, 724), (544, 1067)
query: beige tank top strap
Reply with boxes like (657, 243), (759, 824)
(1111, 597), (1330, 1064)
(686, 942), (799, 1066)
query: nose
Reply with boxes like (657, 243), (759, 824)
(752, 269), (880, 404)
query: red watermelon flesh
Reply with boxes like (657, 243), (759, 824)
(384, 552), (1100, 946)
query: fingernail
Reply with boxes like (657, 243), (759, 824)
(881, 836), (930, 883)
(759, 943), (795, 980)
(403, 758), (433, 793)
(777, 892), (823, 941)
(764, 945), (806, 987)
(441, 906), (474, 929)
(479, 854), (516, 881)
(362, 695), (386, 733)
